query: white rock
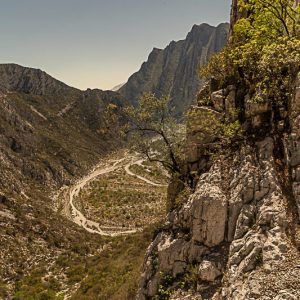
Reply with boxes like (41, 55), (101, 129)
(198, 260), (221, 282)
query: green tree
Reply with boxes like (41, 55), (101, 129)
(124, 93), (186, 178)
(201, 0), (300, 107)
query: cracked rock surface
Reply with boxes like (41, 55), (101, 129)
(137, 137), (300, 300)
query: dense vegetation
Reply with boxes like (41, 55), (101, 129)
(202, 0), (300, 107)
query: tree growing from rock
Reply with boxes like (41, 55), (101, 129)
(124, 93), (186, 178)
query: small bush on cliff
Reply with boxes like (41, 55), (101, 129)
(201, 0), (300, 106)
(186, 107), (243, 151)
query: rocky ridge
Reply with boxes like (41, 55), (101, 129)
(0, 63), (72, 95)
(119, 23), (229, 115)
(0, 64), (127, 191)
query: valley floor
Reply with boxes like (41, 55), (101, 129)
(0, 150), (168, 300)
(55, 150), (167, 236)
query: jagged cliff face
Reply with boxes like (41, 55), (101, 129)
(137, 72), (300, 300)
(287, 73), (300, 229)
(119, 23), (229, 115)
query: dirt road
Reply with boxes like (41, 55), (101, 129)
(65, 153), (164, 236)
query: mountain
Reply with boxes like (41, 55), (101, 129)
(4, 6), (300, 298)
(0, 64), (132, 298)
(0, 64), (127, 191)
(0, 63), (71, 95)
(119, 23), (229, 115)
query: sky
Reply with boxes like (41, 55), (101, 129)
(0, 0), (231, 90)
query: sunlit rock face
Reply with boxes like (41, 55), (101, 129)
(137, 133), (300, 299)
(136, 3), (300, 293)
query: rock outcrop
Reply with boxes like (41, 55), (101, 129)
(138, 136), (300, 299)
(119, 23), (229, 115)
(287, 73), (300, 221)
(137, 68), (300, 299)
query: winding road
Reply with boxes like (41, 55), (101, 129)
(124, 159), (166, 187)
(65, 154), (164, 236)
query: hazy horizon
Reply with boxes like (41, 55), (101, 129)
(0, 0), (231, 90)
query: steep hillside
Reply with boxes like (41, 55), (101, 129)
(137, 73), (300, 300)
(119, 23), (229, 115)
(137, 2), (300, 299)
(0, 64), (127, 192)
(0, 64), (133, 298)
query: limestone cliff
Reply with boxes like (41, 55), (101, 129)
(119, 23), (229, 115)
(136, 72), (300, 300)
(136, 1), (300, 296)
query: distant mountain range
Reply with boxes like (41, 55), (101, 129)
(0, 22), (229, 201)
(0, 23), (229, 191)
(119, 23), (229, 115)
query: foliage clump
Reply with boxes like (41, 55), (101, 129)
(186, 106), (243, 150)
(201, 0), (300, 106)
(124, 93), (186, 177)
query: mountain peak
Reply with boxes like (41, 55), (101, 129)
(0, 63), (74, 95)
(119, 23), (229, 114)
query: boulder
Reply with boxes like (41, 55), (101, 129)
(211, 90), (225, 112)
(189, 181), (227, 247)
(198, 260), (221, 282)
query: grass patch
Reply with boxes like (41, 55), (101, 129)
(77, 168), (167, 228)
(72, 224), (159, 300)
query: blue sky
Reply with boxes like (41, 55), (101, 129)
(0, 0), (231, 90)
